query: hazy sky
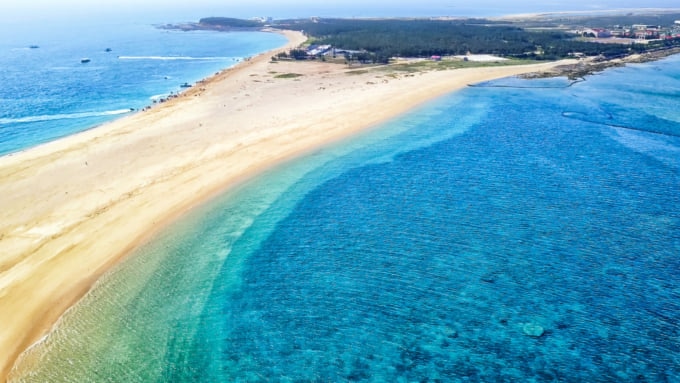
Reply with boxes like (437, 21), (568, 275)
(3, 0), (680, 24)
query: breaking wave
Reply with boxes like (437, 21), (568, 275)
(118, 55), (237, 61)
(0, 109), (133, 125)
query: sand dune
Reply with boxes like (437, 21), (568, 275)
(0, 29), (572, 380)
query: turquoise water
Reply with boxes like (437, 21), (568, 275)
(10, 56), (680, 381)
(0, 21), (286, 156)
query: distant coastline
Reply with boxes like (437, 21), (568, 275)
(161, 10), (680, 77)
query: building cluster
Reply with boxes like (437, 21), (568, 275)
(306, 44), (332, 56)
(578, 21), (680, 40)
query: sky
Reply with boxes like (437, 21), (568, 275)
(2, 0), (680, 25)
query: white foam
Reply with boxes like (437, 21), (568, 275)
(0, 109), (132, 124)
(118, 55), (234, 61)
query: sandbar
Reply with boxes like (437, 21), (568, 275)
(0, 29), (572, 381)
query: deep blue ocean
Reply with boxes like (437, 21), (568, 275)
(0, 20), (286, 156)
(9, 47), (680, 381)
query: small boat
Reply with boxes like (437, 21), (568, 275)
(105, 48), (112, 52)
(180, 82), (192, 88)
(81, 58), (91, 63)
(29, 45), (40, 49)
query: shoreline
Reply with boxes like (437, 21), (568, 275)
(0, 29), (306, 381)
(1, 29), (578, 381)
(523, 46), (680, 80)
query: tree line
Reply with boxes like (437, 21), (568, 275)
(275, 18), (666, 61)
(196, 17), (680, 62)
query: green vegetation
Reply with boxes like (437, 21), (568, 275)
(345, 69), (370, 75)
(184, 16), (680, 64)
(276, 18), (680, 62)
(273, 73), (303, 79)
(383, 58), (534, 72)
(274, 49), (309, 61)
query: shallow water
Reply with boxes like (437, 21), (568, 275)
(10, 56), (680, 382)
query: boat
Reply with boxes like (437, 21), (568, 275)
(105, 48), (112, 52)
(81, 58), (91, 63)
(180, 82), (192, 88)
(29, 45), (39, 49)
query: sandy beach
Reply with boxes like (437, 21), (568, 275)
(0, 29), (573, 380)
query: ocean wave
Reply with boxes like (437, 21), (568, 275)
(118, 55), (236, 61)
(0, 109), (133, 124)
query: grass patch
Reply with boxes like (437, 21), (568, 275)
(274, 73), (303, 79)
(340, 57), (537, 76)
(383, 58), (535, 73)
(346, 69), (370, 75)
